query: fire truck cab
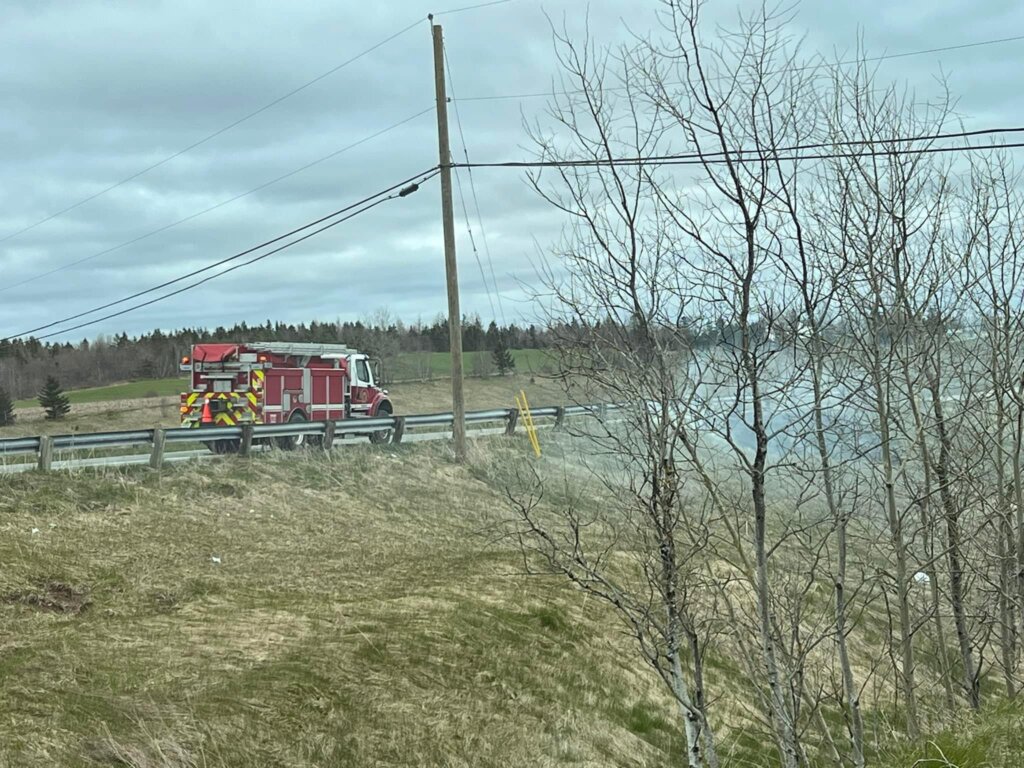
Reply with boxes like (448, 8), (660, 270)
(179, 341), (392, 451)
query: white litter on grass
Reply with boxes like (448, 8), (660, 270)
(210, 555), (222, 565)
(913, 571), (930, 584)
(30, 528), (39, 535)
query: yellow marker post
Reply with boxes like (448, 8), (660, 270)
(515, 389), (541, 458)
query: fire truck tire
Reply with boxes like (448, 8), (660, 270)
(368, 405), (393, 445)
(204, 439), (240, 455)
(277, 411), (307, 451)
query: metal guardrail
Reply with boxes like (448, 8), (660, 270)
(0, 436), (41, 455)
(53, 429), (156, 450)
(0, 402), (624, 471)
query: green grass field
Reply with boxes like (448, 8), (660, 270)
(388, 348), (555, 381)
(13, 377), (184, 409)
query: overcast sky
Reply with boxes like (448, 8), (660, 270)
(0, 0), (1021, 342)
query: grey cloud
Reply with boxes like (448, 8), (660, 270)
(1, 0), (1021, 340)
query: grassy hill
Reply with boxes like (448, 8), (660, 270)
(0, 441), (683, 767)
(3, 416), (1023, 764)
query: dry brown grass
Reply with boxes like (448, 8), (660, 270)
(2, 416), (999, 766)
(0, 439), (680, 767)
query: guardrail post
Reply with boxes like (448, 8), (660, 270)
(239, 424), (254, 457)
(322, 421), (336, 451)
(392, 416), (406, 445)
(554, 406), (566, 429)
(149, 429), (166, 469)
(37, 436), (53, 472)
(505, 408), (519, 436)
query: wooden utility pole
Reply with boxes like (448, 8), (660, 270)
(431, 20), (467, 461)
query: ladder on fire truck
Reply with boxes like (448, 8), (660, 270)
(251, 341), (357, 358)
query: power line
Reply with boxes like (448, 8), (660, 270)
(454, 126), (1024, 169)
(453, 32), (1024, 102)
(5, 169), (439, 342)
(0, 106), (434, 294)
(444, 48), (506, 325)
(0, 0), (515, 246)
(450, 157), (497, 321)
(27, 196), (404, 342)
(865, 32), (1024, 61)
(458, 141), (1024, 170)
(443, 50), (505, 325)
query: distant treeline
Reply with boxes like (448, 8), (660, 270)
(0, 313), (767, 400)
(0, 317), (553, 399)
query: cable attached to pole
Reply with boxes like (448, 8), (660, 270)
(4, 169), (439, 342)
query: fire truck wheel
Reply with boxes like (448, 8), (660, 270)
(277, 411), (307, 451)
(368, 407), (393, 445)
(204, 439), (240, 455)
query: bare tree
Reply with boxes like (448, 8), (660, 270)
(956, 153), (1024, 699)
(782, 181), (867, 765)
(814, 53), (967, 732)
(507, 0), (1024, 762)
(506, 16), (723, 766)
(629, 2), (836, 762)
(520, 0), (852, 762)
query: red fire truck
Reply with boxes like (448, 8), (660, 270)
(179, 341), (393, 452)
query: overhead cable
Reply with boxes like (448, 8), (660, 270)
(453, 127), (1024, 169)
(5, 169), (438, 341)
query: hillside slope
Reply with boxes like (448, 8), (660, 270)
(4, 435), (1024, 766)
(0, 441), (679, 767)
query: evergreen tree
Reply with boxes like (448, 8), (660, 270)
(491, 337), (515, 376)
(485, 320), (500, 350)
(0, 387), (14, 427)
(38, 376), (71, 420)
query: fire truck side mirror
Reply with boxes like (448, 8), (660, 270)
(371, 358), (384, 386)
